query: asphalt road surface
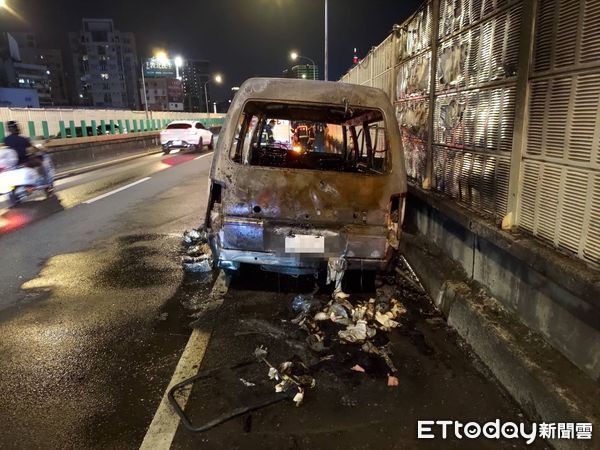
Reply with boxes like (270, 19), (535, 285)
(0, 148), (546, 449)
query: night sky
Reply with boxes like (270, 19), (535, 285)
(1, 0), (422, 101)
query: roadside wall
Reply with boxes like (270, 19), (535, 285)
(405, 186), (600, 381)
(0, 108), (225, 140)
(46, 133), (160, 175)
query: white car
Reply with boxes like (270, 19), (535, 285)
(159, 120), (214, 154)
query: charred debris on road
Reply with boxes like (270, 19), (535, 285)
(175, 227), (436, 431)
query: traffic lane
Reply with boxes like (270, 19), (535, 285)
(0, 152), (212, 311)
(172, 268), (544, 449)
(0, 158), (213, 448)
(0, 149), (206, 234)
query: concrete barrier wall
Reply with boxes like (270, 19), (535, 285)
(404, 185), (600, 382)
(0, 107), (225, 140)
(46, 133), (160, 175)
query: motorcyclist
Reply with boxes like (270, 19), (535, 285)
(3, 120), (53, 194)
(4, 120), (32, 165)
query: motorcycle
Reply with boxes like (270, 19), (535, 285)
(0, 144), (55, 208)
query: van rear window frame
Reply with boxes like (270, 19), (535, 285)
(229, 100), (391, 176)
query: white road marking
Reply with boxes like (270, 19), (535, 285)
(194, 152), (213, 160)
(139, 271), (229, 450)
(83, 177), (151, 204)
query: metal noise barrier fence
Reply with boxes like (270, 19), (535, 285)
(0, 108), (226, 141)
(341, 0), (600, 267)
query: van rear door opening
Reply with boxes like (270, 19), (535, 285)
(231, 101), (389, 175)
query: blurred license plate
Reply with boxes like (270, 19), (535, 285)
(173, 140), (182, 145)
(285, 235), (325, 254)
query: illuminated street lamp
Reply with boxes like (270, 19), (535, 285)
(155, 51), (168, 65)
(290, 51), (317, 80)
(204, 73), (223, 116)
(174, 55), (184, 80)
(0, 0), (6, 8)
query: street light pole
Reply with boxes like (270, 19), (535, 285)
(203, 80), (210, 117)
(140, 57), (149, 119)
(204, 74), (223, 117)
(325, 0), (328, 81)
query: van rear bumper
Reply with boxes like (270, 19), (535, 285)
(216, 248), (388, 275)
(212, 217), (391, 274)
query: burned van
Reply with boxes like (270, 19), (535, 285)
(206, 78), (406, 275)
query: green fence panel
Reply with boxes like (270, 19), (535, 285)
(146, 119), (151, 130)
(80, 120), (87, 137)
(59, 121), (66, 138)
(133, 119), (138, 132)
(41, 121), (49, 139)
(69, 120), (76, 138)
(0, 122), (5, 141)
(27, 121), (36, 138)
(109, 120), (116, 135)
(90, 120), (97, 136)
(125, 119), (131, 133)
(100, 120), (107, 135)
(141, 121), (146, 132)
(117, 119), (124, 134)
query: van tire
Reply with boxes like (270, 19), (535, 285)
(195, 140), (203, 152)
(207, 136), (214, 150)
(163, 148), (170, 155)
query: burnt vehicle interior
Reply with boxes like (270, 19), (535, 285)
(231, 101), (389, 174)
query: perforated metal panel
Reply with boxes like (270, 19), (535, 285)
(339, 0), (600, 264)
(432, 145), (509, 217)
(397, 100), (429, 183)
(520, 0), (600, 264)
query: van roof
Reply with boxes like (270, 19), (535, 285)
(235, 77), (391, 107)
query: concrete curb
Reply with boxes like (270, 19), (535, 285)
(401, 233), (599, 450)
(55, 148), (162, 180)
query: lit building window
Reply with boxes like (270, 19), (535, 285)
(101, 73), (109, 80)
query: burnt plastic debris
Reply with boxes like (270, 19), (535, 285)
(182, 254), (213, 273)
(326, 256), (350, 299)
(182, 227), (214, 273)
(254, 346), (315, 407)
(291, 294), (322, 314)
(187, 243), (211, 257)
(290, 288), (407, 386)
(182, 227), (208, 245)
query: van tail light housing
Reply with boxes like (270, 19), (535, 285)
(387, 192), (406, 249)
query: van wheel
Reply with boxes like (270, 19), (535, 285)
(163, 146), (170, 155)
(195, 139), (203, 152)
(207, 136), (214, 150)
